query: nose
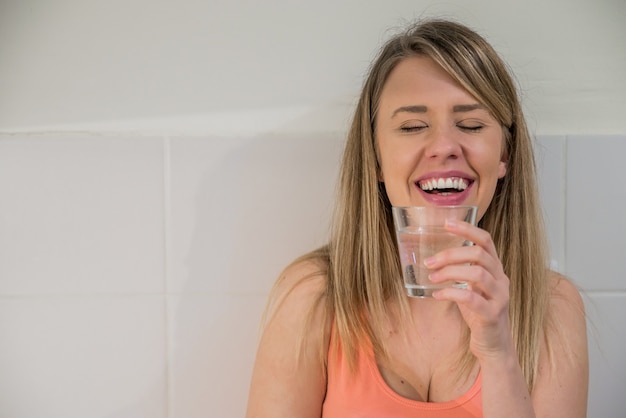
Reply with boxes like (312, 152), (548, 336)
(424, 125), (461, 160)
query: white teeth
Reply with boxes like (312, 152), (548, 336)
(419, 177), (469, 191)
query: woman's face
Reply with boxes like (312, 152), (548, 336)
(375, 56), (507, 221)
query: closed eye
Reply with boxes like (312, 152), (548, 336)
(400, 125), (428, 133)
(458, 124), (483, 132)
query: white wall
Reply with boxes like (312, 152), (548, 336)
(0, 1), (624, 417)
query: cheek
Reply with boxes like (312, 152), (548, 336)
(378, 150), (414, 186)
(379, 138), (417, 171)
(378, 157), (418, 207)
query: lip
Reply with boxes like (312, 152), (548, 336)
(414, 170), (475, 206)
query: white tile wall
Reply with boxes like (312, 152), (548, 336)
(0, 296), (166, 418)
(167, 293), (266, 418)
(564, 136), (626, 417)
(166, 134), (343, 417)
(0, 133), (624, 417)
(536, 135), (626, 417)
(0, 134), (167, 418)
(166, 135), (343, 296)
(0, 136), (165, 295)
(566, 136), (626, 291)
(535, 135), (566, 273)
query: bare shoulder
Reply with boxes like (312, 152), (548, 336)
(546, 272), (588, 361)
(266, 256), (329, 322)
(545, 271), (588, 360)
(246, 255), (331, 418)
(532, 272), (589, 417)
(548, 271), (586, 314)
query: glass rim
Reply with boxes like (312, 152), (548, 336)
(391, 205), (478, 211)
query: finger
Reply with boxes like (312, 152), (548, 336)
(444, 219), (499, 258)
(433, 285), (509, 323)
(429, 264), (499, 298)
(424, 243), (497, 274)
(432, 286), (490, 313)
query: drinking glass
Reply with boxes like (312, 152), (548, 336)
(392, 205), (477, 298)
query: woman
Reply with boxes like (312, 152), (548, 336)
(246, 19), (588, 417)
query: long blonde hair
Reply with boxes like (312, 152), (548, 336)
(271, 18), (549, 391)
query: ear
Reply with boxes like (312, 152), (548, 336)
(498, 137), (508, 179)
(376, 161), (385, 183)
(498, 158), (507, 179)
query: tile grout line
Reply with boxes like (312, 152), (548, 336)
(163, 135), (173, 418)
(562, 136), (568, 274)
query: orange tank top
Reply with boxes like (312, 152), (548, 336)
(322, 330), (483, 417)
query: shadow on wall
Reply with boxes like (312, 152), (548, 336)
(169, 131), (344, 417)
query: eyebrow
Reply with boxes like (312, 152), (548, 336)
(391, 103), (486, 118)
(453, 104), (486, 113)
(391, 105), (427, 118)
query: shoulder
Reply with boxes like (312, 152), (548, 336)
(531, 272), (588, 416)
(266, 255), (329, 325)
(262, 254), (331, 357)
(280, 254), (328, 295)
(547, 271), (586, 321)
(246, 255), (331, 417)
(545, 271), (587, 355)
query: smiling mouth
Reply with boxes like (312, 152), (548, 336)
(418, 177), (472, 195)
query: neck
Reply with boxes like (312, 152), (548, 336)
(383, 294), (463, 338)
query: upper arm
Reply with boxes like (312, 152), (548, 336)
(246, 260), (330, 418)
(532, 275), (589, 418)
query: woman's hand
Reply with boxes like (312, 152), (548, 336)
(425, 219), (514, 362)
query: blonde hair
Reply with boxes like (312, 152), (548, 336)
(270, 18), (549, 391)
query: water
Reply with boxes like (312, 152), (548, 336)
(397, 226), (469, 297)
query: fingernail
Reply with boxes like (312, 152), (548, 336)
(445, 219), (458, 228)
(428, 272), (439, 281)
(424, 257), (436, 268)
